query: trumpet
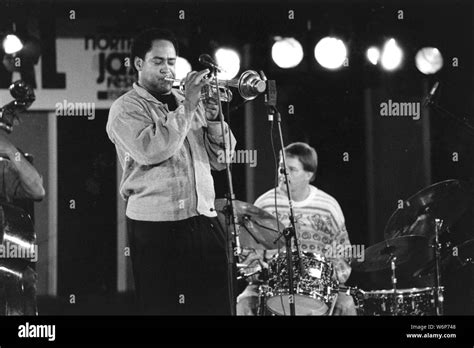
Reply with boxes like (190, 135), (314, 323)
(164, 70), (266, 102)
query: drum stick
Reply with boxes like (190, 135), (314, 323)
(328, 293), (338, 316)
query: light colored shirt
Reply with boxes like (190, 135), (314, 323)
(253, 185), (352, 284)
(0, 158), (40, 201)
(106, 83), (236, 221)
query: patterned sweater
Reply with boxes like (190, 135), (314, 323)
(254, 185), (352, 283)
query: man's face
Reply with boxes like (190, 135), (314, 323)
(135, 39), (176, 94)
(279, 156), (313, 193)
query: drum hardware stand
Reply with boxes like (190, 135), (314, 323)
(263, 74), (304, 316)
(390, 255), (397, 292)
(425, 82), (474, 315)
(273, 111), (304, 275)
(390, 255), (399, 315)
(433, 218), (444, 316)
(282, 226), (297, 315)
(425, 82), (474, 316)
(258, 289), (267, 316)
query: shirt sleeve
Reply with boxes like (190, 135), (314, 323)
(328, 202), (352, 284)
(1, 160), (41, 201)
(253, 193), (266, 209)
(204, 118), (237, 171)
(107, 98), (194, 166)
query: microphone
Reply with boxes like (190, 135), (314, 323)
(199, 54), (223, 72)
(259, 70), (277, 107)
(424, 81), (440, 106)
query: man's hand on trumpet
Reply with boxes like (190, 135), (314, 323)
(204, 98), (220, 121)
(183, 69), (210, 113)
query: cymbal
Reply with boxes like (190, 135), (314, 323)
(384, 180), (474, 241)
(352, 235), (430, 272)
(214, 199), (285, 250)
(414, 239), (474, 278)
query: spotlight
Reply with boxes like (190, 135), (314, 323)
(175, 56), (192, 81)
(2, 35), (41, 88)
(314, 37), (347, 70)
(415, 47), (443, 75)
(366, 46), (380, 65)
(214, 48), (240, 80)
(3, 34), (23, 54)
(380, 38), (403, 71)
(271, 37), (304, 68)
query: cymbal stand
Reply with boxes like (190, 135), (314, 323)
(390, 255), (399, 315)
(434, 219), (444, 315)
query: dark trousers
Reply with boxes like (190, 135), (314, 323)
(127, 215), (232, 315)
(0, 262), (37, 316)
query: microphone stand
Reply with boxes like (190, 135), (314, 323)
(390, 255), (398, 315)
(264, 78), (304, 316)
(433, 219), (444, 316)
(424, 86), (459, 316)
(210, 67), (240, 316)
(426, 92), (474, 137)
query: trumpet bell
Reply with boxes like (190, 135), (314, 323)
(237, 70), (266, 101)
(169, 69), (266, 102)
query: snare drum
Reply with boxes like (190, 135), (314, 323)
(356, 287), (443, 316)
(261, 251), (338, 315)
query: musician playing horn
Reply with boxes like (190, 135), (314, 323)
(106, 28), (236, 315)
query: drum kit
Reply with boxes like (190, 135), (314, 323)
(216, 179), (474, 316)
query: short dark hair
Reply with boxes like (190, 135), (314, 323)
(130, 28), (179, 73)
(284, 142), (318, 181)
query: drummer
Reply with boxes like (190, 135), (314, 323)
(237, 142), (356, 315)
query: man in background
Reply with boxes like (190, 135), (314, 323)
(0, 108), (46, 315)
(237, 142), (356, 315)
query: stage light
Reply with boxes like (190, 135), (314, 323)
(215, 48), (240, 80)
(380, 38), (403, 71)
(367, 47), (380, 65)
(3, 34), (23, 54)
(271, 37), (304, 68)
(415, 47), (443, 75)
(175, 56), (192, 81)
(314, 37), (347, 70)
